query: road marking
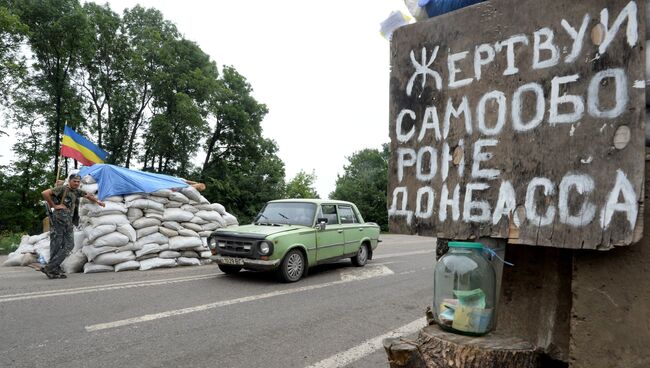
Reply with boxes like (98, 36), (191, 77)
(85, 265), (396, 332)
(305, 317), (427, 368)
(340, 264), (394, 281)
(374, 249), (434, 260)
(0, 273), (221, 303)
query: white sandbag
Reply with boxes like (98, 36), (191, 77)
(105, 195), (124, 203)
(180, 204), (199, 213)
(139, 257), (176, 271)
(132, 217), (161, 229)
(135, 232), (168, 247)
(177, 257), (201, 266)
(188, 216), (208, 225)
(181, 250), (199, 258)
(199, 231), (213, 237)
(144, 212), (164, 220)
(159, 250), (181, 259)
(149, 196), (169, 205)
(28, 232), (49, 244)
(82, 175), (96, 184)
(151, 189), (173, 198)
(197, 194), (209, 204)
(3, 252), (36, 266)
(165, 201), (183, 208)
(114, 260), (140, 272)
(121, 242), (143, 251)
(181, 222), (203, 232)
(135, 243), (168, 258)
(169, 236), (203, 250)
(213, 203), (227, 215)
(34, 237), (50, 250)
(124, 194), (144, 202)
(62, 251), (87, 274)
(200, 251), (212, 258)
(81, 183), (98, 194)
(82, 245), (120, 262)
(94, 250), (136, 266)
(116, 224), (137, 242)
(127, 199), (165, 212)
(136, 253), (158, 261)
(90, 214), (130, 227)
(223, 212), (238, 226)
(180, 186), (202, 202)
(163, 208), (194, 222)
(200, 259), (212, 265)
(73, 230), (86, 252)
(162, 221), (183, 231)
(158, 227), (179, 237)
(127, 208), (144, 221)
(169, 192), (190, 204)
(178, 228), (199, 237)
(84, 202), (127, 217)
(136, 225), (159, 239)
(35, 244), (51, 263)
(84, 263), (114, 273)
(93, 232), (130, 247)
(195, 210), (223, 222)
(202, 222), (220, 231)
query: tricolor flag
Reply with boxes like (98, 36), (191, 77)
(61, 125), (108, 166)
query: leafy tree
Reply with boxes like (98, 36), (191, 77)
(285, 170), (319, 199)
(0, 2), (28, 109)
(330, 144), (389, 231)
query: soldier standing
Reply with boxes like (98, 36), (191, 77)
(41, 173), (105, 279)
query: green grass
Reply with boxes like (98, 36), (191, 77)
(0, 232), (24, 255)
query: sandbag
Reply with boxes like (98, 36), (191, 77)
(114, 260), (140, 272)
(169, 192), (190, 204)
(139, 257), (176, 271)
(202, 222), (220, 231)
(188, 216), (208, 225)
(181, 222), (203, 232)
(28, 232), (50, 244)
(213, 203), (226, 215)
(148, 196), (169, 205)
(84, 202), (127, 217)
(135, 232), (168, 247)
(177, 257), (201, 266)
(94, 250), (136, 266)
(181, 204), (199, 213)
(2, 252), (36, 267)
(81, 183), (99, 194)
(200, 259), (213, 265)
(127, 208), (144, 221)
(132, 217), (161, 229)
(121, 242), (143, 251)
(163, 208), (194, 222)
(82, 175), (96, 184)
(180, 186), (202, 202)
(92, 232), (130, 247)
(158, 227), (179, 237)
(159, 250), (181, 259)
(124, 194), (144, 202)
(73, 230), (86, 252)
(199, 231), (213, 237)
(105, 195), (124, 203)
(136, 225), (160, 239)
(169, 236), (203, 250)
(84, 263), (114, 273)
(165, 201), (183, 208)
(178, 228), (199, 237)
(181, 250), (199, 258)
(90, 214), (130, 227)
(200, 251), (213, 258)
(116, 224), (137, 242)
(127, 199), (165, 212)
(195, 210), (223, 222)
(136, 253), (158, 261)
(151, 189), (173, 198)
(35, 244), (51, 263)
(135, 243), (168, 258)
(162, 221), (183, 231)
(223, 212), (238, 226)
(62, 251), (87, 274)
(82, 245), (120, 261)
(144, 212), (164, 220)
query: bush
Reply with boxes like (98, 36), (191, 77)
(0, 232), (24, 255)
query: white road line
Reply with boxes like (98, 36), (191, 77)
(305, 317), (427, 368)
(85, 265), (395, 332)
(0, 273), (221, 303)
(374, 249), (434, 259)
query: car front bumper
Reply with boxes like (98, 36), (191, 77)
(210, 255), (281, 270)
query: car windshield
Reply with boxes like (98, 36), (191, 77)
(254, 202), (316, 227)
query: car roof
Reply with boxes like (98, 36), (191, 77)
(268, 198), (355, 206)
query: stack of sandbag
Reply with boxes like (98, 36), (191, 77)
(77, 177), (237, 273)
(2, 230), (86, 269)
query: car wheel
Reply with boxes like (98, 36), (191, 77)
(351, 244), (369, 267)
(278, 249), (305, 283)
(218, 264), (243, 274)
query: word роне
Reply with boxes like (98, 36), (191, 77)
(389, 1), (641, 232)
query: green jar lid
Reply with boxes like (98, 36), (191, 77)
(448, 241), (483, 249)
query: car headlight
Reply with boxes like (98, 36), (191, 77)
(208, 237), (217, 249)
(259, 241), (272, 255)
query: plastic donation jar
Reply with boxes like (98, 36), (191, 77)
(433, 241), (496, 336)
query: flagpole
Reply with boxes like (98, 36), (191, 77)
(55, 154), (63, 186)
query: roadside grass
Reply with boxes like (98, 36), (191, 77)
(0, 232), (24, 255)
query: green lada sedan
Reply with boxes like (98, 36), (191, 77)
(207, 199), (381, 282)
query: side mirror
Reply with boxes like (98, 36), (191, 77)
(316, 217), (328, 231)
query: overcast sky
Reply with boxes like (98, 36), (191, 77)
(0, 0), (410, 198)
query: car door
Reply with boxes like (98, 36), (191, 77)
(316, 204), (345, 262)
(339, 205), (363, 255)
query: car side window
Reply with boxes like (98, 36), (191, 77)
(320, 204), (339, 225)
(338, 206), (358, 224)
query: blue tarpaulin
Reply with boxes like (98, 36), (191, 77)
(79, 164), (188, 200)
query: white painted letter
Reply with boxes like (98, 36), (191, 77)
(397, 109), (416, 143)
(549, 74), (584, 124)
(463, 183), (491, 223)
(600, 169), (638, 230)
(416, 186), (435, 219)
(472, 139), (500, 180)
(448, 50), (473, 89)
(418, 106), (441, 142)
(439, 183), (461, 222)
(389, 187), (413, 225)
(477, 90), (507, 135)
(561, 14), (590, 63)
(397, 148), (416, 182)
(598, 1), (638, 55)
(525, 177), (556, 226)
(492, 180), (517, 225)
(588, 68), (628, 119)
(512, 82), (545, 132)
(407, 46), (443, 96)
(559, 173), (596, 227)
(440, 142), (452, 182)
(444, 96), (472, 137)
(533, 27), (560, 69)
(474, 43), (495, 81)
(416, 146), (438, 182)
(495, 34), (529, 76)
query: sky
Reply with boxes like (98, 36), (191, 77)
(0, 0), (411, 198)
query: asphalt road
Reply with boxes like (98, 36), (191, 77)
(0, 234), (436, 368)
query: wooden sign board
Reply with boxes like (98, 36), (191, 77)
(388, 0), (645, 249)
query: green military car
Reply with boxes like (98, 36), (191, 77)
(207, 199), (381, 282)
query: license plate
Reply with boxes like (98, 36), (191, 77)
(221, 257), (244, 266)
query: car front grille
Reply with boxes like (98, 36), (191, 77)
(217, 238), (254, 256)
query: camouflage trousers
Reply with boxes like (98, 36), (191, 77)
(48, 209), (74, 273)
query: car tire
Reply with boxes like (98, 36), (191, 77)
(218, 264), (243, 274)
(351, 244), (369, 267)
(278, 249), (305, 283)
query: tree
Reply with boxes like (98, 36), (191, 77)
(0, 2), (27, 109)
(285, 170), (319, 199)
(330, 145), (389, 231)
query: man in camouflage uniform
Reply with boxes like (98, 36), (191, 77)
(41, 173), (105, 279)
